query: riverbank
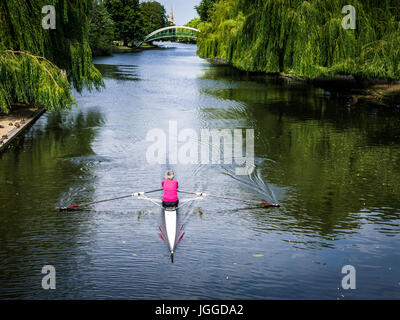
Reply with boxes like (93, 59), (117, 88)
(285, 74), (400, 108)
(206, 58), (400, 108)
(0, 105), (45, 153)
(111, 43), (160, 54)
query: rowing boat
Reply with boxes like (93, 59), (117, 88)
(163, 205), (178, 260)
(159, 198), (201, 261)
(138, 195), (194, 262)
(60, 188), (279, 262)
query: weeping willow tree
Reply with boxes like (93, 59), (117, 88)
(0, 0), (104, 114)
(197, 0), (400, 80)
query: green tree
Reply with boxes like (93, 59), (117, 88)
(140, 1), (168, 36)
(198, 0), (400, 80)
(195, 0), (217, 22)
(185, 17), (202, 30)
(105, 0), (144, 46)
(90, 0), (115, 56)
(0, 0), (103, 114)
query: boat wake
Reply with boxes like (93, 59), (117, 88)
(220, 165), (279, 204)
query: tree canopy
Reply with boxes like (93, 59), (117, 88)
(185, 18), (202, 30)
(140, 1), (168, 36)
(195, 0), (217, 22)
(89, 0), (115, 56)
(197, 0), (400, 80)
(0, 0), (103, 114)
(105, 0), (144, 46)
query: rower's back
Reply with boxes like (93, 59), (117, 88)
(162, 170), (179, 207)
(162, 179), (178, 202)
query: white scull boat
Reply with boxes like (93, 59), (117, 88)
(164, 206), (177, 254)
(137, 194), (203, 260)
(60, 189), (279, 262)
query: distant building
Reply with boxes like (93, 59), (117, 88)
(168, 7), (175, 25)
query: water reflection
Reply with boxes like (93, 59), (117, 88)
(95, 64), (140, 81)
(1, 44), (399, 299)
(199, 64), (400, 239)
(0, 108), (105, 298)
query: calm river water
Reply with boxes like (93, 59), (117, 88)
(0, 43), (399, 299)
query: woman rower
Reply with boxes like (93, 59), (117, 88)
(162, 170), (179, 208)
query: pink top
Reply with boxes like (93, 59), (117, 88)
(162, 180), (179, 202)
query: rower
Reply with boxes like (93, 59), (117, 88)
(162, 170), (179, 209)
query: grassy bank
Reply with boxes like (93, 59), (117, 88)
(111, 43), (160, 54)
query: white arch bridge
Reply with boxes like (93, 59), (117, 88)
(135, 26), (200, 47)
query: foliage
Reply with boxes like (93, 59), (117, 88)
(197, 0), (400, 80)
(140, 1), (168, 36)
(172, 18), (203, 44)
(195, 0), (218, 22)
(201, 66), (400, 232)
(89, 0), (115, 56)
(185, 18), (202, 30)
(0, 0), (104, 114)
(105, 0), (144, 46)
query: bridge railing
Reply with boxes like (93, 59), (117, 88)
(135, 26), (200, 48)
(146, 31), (198, 41)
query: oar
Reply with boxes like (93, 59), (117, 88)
(59, 188), (163, 211)
(178, 190), (280, 207)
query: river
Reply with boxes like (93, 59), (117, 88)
(0, 43), (399, 299)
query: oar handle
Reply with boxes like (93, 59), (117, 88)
(144, 188), (163, 194)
